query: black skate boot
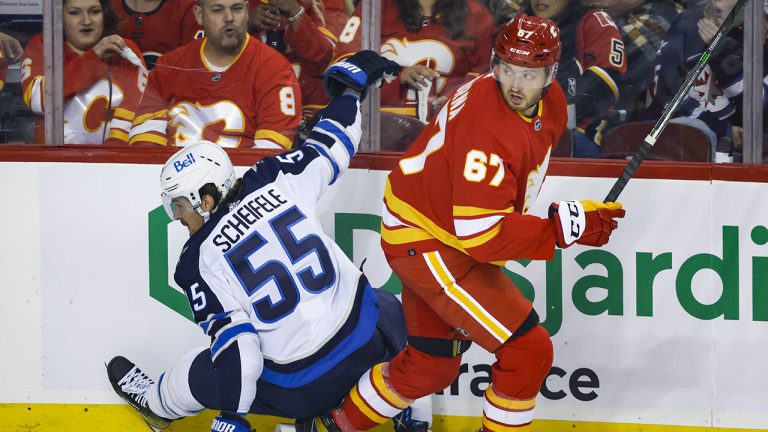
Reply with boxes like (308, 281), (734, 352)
(295, 412), (342, 432)
(106, 356), (172, 431)
(393, 407), (429, 432)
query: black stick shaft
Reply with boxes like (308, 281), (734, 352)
(603, 0), (749, 203)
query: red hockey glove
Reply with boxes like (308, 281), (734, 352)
(550, 200), (625, 248)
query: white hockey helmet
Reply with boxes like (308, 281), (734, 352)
(160, 141), (236, 220)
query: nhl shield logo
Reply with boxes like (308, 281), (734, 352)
(212, 73), (222, 82)
(534, 118), (542, 131)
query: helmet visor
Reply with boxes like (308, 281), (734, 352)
(161, 195), (197, 220)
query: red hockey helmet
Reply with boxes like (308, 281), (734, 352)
(493, 13), (561, 69)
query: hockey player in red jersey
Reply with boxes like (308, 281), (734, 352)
(300, 14), (626, 432)
(21, 0), (148, 145)
(128, 0), (301, 149)
(112, 0), (203, 69)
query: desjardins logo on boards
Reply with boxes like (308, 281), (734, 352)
(148, 209), (768, 337)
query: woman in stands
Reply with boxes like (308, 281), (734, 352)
(378, 0), (494, 122)
(526, 0), (627, 157)
(21, 0), (148, 145)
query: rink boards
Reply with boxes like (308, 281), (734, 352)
(0, 159), (766, 431)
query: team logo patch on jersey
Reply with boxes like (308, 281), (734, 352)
(534, 118), (542, 131)
(212, 73), (222, 82)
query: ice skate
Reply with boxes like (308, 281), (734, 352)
(106, 356), (171, 431)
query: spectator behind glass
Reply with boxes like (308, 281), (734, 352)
(0, 32), (23, 91)
(527, 0), (627, 157)
(477, 0), (525, 36)
(128, 0), (301, 149)
(112, 0), (203, 69)
(645, 0), (766, 161)
(581, 0), (683, 121)
(379, 0), (494, 121)
(20, 0), (148, 145)
(249, 0), (339, 121)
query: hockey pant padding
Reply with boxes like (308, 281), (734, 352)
(389, 344), (463, 399)
(148, 346), (206, 420)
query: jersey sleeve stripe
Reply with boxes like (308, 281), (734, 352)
(306, 142), (340, 184)
(254, 129), (292, 149)
(453, 205), (514, 217)
(586, 65), (619, 101)
(108, 129), (129, 143)
(307, 126), (336, 146)
(110, 118), (133, 132)
(454, 215), (503, 238)
(130, 119), (167, 136)
(384, 180), (466, 253)
(380, 224), (437, 245)
(317, 27), (339, 42)
(134, 109), (168, 124)
(113, 107), (136, 122)
(26, 76), (44, 114)
(457, 224), (502, 249)
(315, 119), (356, 160)
(211, 322), (258, 360)
(129, 131), (168, 146)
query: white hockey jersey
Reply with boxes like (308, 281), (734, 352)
(173, 94), (372, 414)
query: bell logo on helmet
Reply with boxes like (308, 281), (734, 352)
(173, 153), (196, 173)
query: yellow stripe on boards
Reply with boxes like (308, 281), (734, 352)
(0, 406), (764, 432)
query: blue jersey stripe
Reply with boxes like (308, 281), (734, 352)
(260, 285), (379, 388)
(211, 322), (258, 358)
(306, 143), (340, 184)
(317, 120), (355, 160)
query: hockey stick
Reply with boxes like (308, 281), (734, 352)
(603, 0), (750, 203)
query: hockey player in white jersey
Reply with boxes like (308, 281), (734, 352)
(106, 51), (430, 432)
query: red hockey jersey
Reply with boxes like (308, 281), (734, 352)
(378, 0), (493, 116)
(382, 74), (567, 263)
(284, 10), (337, 114)
(21, 34), (148, 145)
(129, 35), (301, 148)
(112, 0), (202, 68)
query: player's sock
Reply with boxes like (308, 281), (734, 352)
(481, 385), (536, 432)
(146, 347), (206, 420)
(335, 363), (412, 431)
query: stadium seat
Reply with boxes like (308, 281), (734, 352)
(552, 128), (573, 157)
(600, 120), (712, 162)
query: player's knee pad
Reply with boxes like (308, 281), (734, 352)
(492, 324), (553, 399)
(147, 347), (207, 419)
(389, 344), (463, 398)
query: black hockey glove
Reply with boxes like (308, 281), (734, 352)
(324, 50), (402, 100)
